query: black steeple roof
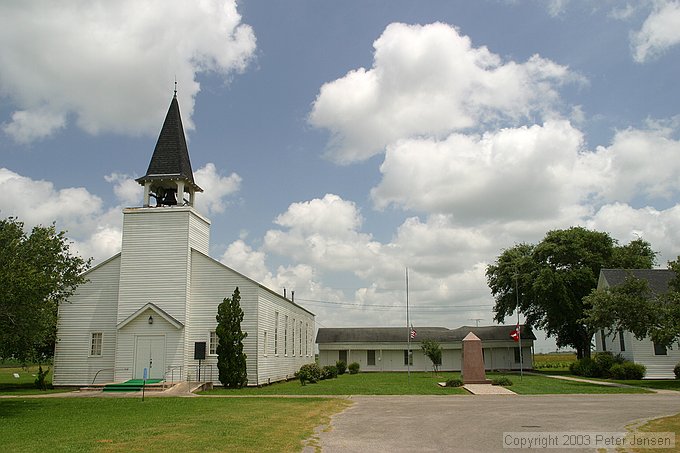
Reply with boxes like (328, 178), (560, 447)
(136, 94), (202, 192)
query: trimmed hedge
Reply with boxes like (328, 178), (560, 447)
(675, 362), (680, 380)
(491, 377), (513, 386)
(570, 352), (645, 380)
(610, 362), (646, 380)
(348, 362), (360, 374)
(445, 378), (463, 387)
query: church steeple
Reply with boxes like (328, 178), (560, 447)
(136, 93), (203, 207)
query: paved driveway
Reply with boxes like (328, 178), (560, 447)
(312, 393), (680, 452)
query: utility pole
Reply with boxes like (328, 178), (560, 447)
(469, 318), (483, 327)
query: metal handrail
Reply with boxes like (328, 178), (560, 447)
(163, 366), (183, 388)
(91, 367), (129, 385)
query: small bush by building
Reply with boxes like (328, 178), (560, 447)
(610, 362), (646, 380)
(336, 360), (347, 375)
(445, 378), (463, 387)
(296, 363), (322, 385)
(674, 362), (680, 380)
(348, 362), (360, 374)
(321, 365), (338, 380)
(491, 377), (513, 386)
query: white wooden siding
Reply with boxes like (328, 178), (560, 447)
(190, 249), (314, 385)
(114, 308), (184, 382)
(630, 336), (680, 379)
(595, 330), (678, 378)
(118, 207), (208, 325)
(256, 289), (314, 384)
(189, 250), (259, 384)
(53, 255), (120, 386)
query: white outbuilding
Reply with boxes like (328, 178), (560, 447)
(594, 269), (680, 379)
(53, 94), (315, 387)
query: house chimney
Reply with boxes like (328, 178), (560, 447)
(283, 288), (287, 298)
(291, 291), (295, 302)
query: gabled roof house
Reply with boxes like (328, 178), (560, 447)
(594, 269), (679, 379)
(316, 325), (535, 372)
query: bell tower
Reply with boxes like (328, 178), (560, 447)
(136, 91), (203, 207)
(116, 91), (210, 327)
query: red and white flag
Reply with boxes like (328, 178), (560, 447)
(410, 325), (417, 339)
(510, 324), (520, 342)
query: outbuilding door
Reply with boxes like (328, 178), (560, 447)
(134, 335), (165, 380)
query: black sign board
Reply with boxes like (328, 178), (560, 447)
(194, 341), (206, 360)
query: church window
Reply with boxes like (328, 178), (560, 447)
(284, 315), (288, 355)
(90, 332), (102, 357)
(263, 330), (268, 356)
(209, 331), (218, 355)
(274, 312), (279, 355)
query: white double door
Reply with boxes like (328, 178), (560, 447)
(134, 335), (166, 380)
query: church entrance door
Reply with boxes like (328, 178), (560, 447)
(134, 335), (166, 380)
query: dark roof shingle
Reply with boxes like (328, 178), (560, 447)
(315, 325), (535, 344)
(136, 95), (202, 191)
(600, 269), (676, 295)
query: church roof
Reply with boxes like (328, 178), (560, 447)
(136, 94), (202, 192)
(315, 325), (535, 343)
(600, 268), (676, 294)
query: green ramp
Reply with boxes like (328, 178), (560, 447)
(103, 379), (163, 392)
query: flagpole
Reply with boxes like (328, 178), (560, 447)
(516, 273), (523, 381)
(406, 267), (411, 385)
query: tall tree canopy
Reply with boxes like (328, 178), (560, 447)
(582, 257), (680, 348)
(0, 217), (90, 363)
(216, 287), (248, 388)
(486, 227), (656, 359)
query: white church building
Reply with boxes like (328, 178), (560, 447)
(53, 94), (315, 387)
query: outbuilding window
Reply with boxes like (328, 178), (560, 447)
(619, 330), (625, 352)
(403, 350), (413, 366)
(367, 350), (376, 366)
(90, 332), (103, 357)
(653, 342), (667, 356)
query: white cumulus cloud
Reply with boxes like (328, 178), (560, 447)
(0, 0), (256, 143)
(193, 163), (241, 216)
(309, 22), (576, 163)
(631, 0), (680, 62)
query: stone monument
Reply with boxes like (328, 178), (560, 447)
(462, 332), (491, 384)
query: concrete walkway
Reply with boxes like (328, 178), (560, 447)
(463, 384), (516, 395)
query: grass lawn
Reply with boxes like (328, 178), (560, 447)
(0, 397), (350, 452)
(201, 371), (650, 396)
(629, 412), (680, 453)
(487, 372), (651, 395)
(202, 372), (468, 395)
(0, 365), (70, 395)
(590, 378), (680, 392)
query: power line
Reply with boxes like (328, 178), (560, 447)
(296, 297), (493, 311)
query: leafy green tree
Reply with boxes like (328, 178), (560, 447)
(420, 339), (442, 373)
(216, 287), (248, 388)
(487, 227), (655, 359)
(0, 217), (90, 364)
(582, 258), (680, 348)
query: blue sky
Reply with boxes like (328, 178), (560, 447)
(2, 1), (680, 352)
